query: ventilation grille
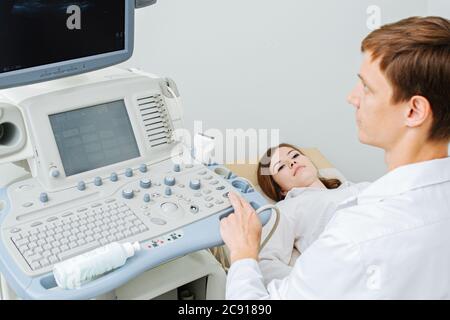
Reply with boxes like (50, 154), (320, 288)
(137, 94), (173, 148)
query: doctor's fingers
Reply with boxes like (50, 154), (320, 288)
(221, 208), (248, 229)
(228, 192), (245, 217)
(229, 192), (254, 216)
(240, 197), (257, 215)
(221, 210), (240, 227)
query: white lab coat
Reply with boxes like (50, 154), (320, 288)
(259, 181), (370, 284)
(226, 157), (450, 299)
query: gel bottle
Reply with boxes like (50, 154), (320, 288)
(53, 242), (141, 289)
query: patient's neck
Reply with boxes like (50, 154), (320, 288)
(309, 179), (327, 189)
(385, 136), (449, 172)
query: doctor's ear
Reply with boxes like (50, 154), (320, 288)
(405, 96), (433, 129)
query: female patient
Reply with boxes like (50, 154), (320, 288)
(257, 143), (369, 283)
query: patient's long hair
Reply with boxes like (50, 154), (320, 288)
(257, 143), (342, 202)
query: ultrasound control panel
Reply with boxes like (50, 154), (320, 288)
(0, 68), (271, 299)
(3, 159), (239, 276)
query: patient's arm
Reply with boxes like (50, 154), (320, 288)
(258, 208), (297, 285)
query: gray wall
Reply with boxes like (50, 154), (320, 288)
(428, 0), (450, 16)
(122, 0), (437, 182)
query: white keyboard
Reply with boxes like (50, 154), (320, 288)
(10, 200), (148, 272)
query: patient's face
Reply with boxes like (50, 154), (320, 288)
(269, 147), (318, 194)
(347, 52), (405, 150)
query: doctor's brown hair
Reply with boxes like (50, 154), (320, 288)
(257, 143), (341, 202)
(362, 16), (450, 141)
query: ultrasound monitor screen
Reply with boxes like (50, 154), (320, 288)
(0, 0), (125, 74)
(49, 100), (140, 176)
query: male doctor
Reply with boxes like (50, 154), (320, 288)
(220, 16), (450, 299)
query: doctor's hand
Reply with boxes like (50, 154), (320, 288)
(220, 192), (262, 264)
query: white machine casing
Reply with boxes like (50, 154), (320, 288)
(0, 67), (187, 276)
(0, 67), (183, 189)
(0, 68), (271, 299)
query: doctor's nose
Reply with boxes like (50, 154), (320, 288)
(347, 85), (361, 109)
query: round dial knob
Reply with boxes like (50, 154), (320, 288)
(164, 176), (176, 186)
(122, 189), (134, 200)
(139, 164), (147, 173)
(165, 187), (172, 196)
(173, 164), (181, 172)
(143, 193), (151, 203)
(110, 172), (118, 182)
(189, 204), (200, 214)
(39, 192), (49, 203)
(94, 177), (102, 186)
(140, 179), (152, 189)
(189, 179), (201, 190)
(49, 168), (60, 178)
(161, 202), (178, 213)
(125, 168), (133, 177)
(77, 181), (86, 191)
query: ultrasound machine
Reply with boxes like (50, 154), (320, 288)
(0, 1), (272, 299)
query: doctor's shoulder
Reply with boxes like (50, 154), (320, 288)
(325, 189), (450, 245)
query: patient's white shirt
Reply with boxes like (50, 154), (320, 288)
(259, 181), (369, 284)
